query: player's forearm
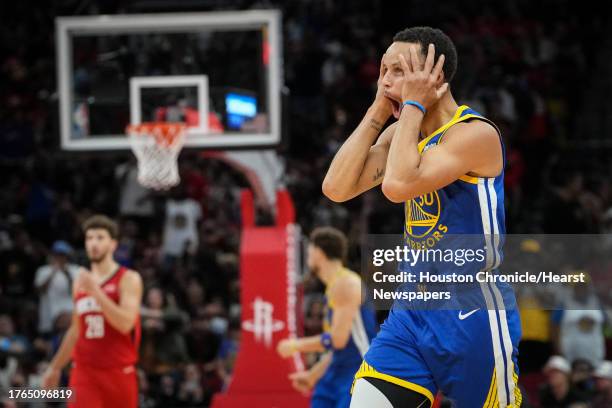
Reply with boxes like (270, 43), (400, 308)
(91, 287), (137, 334)
(49, 325), (78, 370)
(323, 105), (388, 201)
(293, 335), (325, 353)
(309, 352), (332, 383)
(382, 108), (424, 202)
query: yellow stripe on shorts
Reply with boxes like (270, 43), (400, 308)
(352, 361), (435, 405)
(483, 368), (522, 407)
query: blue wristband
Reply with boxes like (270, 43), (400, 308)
(403, 100), (427, 115)
(320, 332), (333, 350)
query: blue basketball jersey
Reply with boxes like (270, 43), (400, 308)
(404, 104), (504, 262)
(395, 105), (516, 312)
(356, 105), (522, 408)
(313, 268), (378, 408)
(322, 268), (378, 370)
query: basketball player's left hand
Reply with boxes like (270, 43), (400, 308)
(399, 43), (449, 110)
(75, 268), (97, 294)
(289, 371), (315, 395)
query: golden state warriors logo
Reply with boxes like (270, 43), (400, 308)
(405, 191), (440, 238)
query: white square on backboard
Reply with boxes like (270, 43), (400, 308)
(129, 75), (209, 134)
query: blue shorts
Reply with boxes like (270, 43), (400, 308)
(355, 283), (522, 407)
(313, 364), (355, 408)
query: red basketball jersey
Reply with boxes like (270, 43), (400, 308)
(72, 266), (141, 368)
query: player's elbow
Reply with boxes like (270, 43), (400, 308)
(382, 174), (425, 202)
(322, 179), (350, 203)
(382, 179), (411, 203)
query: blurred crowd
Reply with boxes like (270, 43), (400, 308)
(2, 0), (612, 407)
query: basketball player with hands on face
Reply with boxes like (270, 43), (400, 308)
(324, 27), (521, 408)
(42, 215), (143, 408)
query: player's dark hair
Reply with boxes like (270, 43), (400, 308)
(393, 26), (458, 82)
(82, 214), (119, 240)
(310, 227), (348, 262)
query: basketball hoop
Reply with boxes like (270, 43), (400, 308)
(126, 122), (187, 190)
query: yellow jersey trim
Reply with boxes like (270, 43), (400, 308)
(417, 105), (469, 153)
(353, 361), (435, 405)
(435, 113), (501, 147)
(458, 175), (479, 184)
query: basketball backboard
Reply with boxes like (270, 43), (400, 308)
(56, 10), (282, 150)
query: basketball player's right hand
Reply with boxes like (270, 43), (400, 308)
(41, 367), (61, 389)
(75, 267), (97, 294)
(398, 44), (448, 111)
(373, 54), (394, 119)
(276, 338), (296, 358)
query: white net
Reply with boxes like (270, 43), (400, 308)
(127, 123), (186, 190)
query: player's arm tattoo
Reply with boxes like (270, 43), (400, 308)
(369, 119), (383, 132)
(373, 167), (384, 181)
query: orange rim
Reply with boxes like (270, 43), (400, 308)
(126, 122), (186, 146)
